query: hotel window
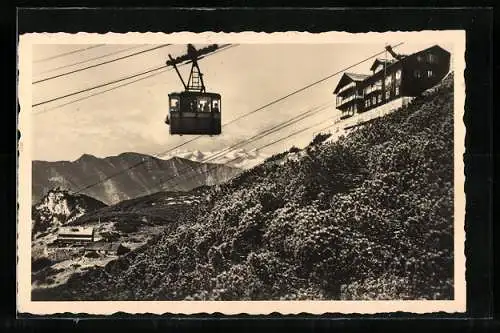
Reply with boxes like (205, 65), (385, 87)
(385, 90), (390, 100)
(395, 87), (400, 96)
(427, 53), (438, 63)
(378, 94), (382, 103)
(372, 96), (377, 104)
(354, 104), (357, 112)
(367, 99), (371, 107)
(385, 75), (392, 86)
(416, 55), (424, 62)
(414, 70), (422, 78)
(395, 69), (402, 80)
(427, 69), (434, 78)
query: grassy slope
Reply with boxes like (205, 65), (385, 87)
(32, 73), (454, 301)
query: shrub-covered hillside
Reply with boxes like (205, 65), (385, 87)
(33, 73), (454, 301)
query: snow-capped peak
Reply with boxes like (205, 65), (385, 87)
(160, 148), (270, 169)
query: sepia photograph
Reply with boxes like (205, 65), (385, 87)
(17, 31), (466, 315)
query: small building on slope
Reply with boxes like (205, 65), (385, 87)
(54, 226), (95, 246)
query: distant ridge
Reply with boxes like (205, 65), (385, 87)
(32, 153), (242, 205)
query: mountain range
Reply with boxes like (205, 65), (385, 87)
(32, 153), (242, 205)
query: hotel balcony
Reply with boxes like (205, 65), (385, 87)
(336, 94), (364, 108)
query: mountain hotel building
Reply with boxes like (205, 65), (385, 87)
(333, 45), (451, 121)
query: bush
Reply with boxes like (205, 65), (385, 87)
(85, 251), (100, 258)
(32, 257), (53, 272)
(100, 231), (121, 242)
(310, 132), (331, 146)
(117, 244), (131, 256)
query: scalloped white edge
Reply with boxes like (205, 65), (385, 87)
(17, 30), (466, 316)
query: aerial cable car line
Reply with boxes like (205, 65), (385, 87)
(163, 42), (405, 158)
(74, 43), (404, 194)
(315, 120), (344, 135)
(33, 44), (237, 115)
(121, 103), (334, 193)
(83, 101), (334, 198)
(202, 102), (329, 162)
(220, 42), (405, 129)
(32, 65), (165, 107)
(71, 43), (404, 194)
(35, 68), (169, 115)
(202, 101), (333, 164)
(74, 100), (329, 196)
(197, 102), (333, 162)
(34, 44), (105, 63)
(32, 44), (234, 108)
(36, 45), (146, 76)
(144, 40), (405, 188)
(172, 115), (334, 190)
(154, 111), (335, 191)
(33, 44), (172, 84)
(67, 47), (238, 196)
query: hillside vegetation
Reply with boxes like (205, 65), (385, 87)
(33, 73), (454, 301)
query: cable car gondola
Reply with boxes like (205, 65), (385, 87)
(165, 44), (222, 135)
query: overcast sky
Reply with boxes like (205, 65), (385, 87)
(31, 41), (452, 161)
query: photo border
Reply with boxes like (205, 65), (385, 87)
(9, 5), (491, 326)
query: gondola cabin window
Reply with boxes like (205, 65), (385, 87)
(212, 99), (220, 113)
(197, 96), (211, 112)
(427, 70), (434, 78)
(170, 97), (179, 112)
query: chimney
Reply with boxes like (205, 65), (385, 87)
(385, 45), (404, 61)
